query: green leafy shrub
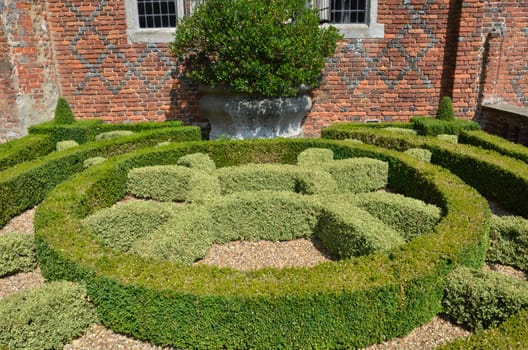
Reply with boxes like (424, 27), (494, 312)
(350, 192), (442, 241)
(35, 139), (490, 349)
(170, 0), (341, 97)
(297, 148), (335, 166)
(384, 127), (418, 135)
(30, 120), (102, 144)
(321, 157), (388, 194)
(128, 165), (221, 203)
(56, 140), (79, 152)
(0, 233), (36, 277)
(404, 148), (432, 162)
(317, 198), (405, 259)
(437, 134), (458, 144)
(53, 97), (75, 124)
(487, 215), (528, 271)
(83, 200), (181, 252)
(436, 96), (456, 121)
(438, 308), (528, 350)
(442, 267), (528, 330)
(0, 281), (97, 350)
(0, 125), (201, 227)
(411, 116), (480, 136)
(95, 130), (135, 141)
(176, 152), (216, 171)
(0, 135), (54, 171)
(83, 156), (107, 169)
(322, 123), (528, 217)
(216, 163), (300, 194)
(459, 130), (528, 164)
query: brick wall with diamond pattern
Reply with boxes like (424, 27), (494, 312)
(1, 0), (528, 138)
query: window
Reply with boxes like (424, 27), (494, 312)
(312, 0), (384, 38)
(125, 0), (203, 43)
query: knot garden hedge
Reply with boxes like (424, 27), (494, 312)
(34, 137), (490, 349)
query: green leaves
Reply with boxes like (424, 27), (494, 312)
(171, 0), (341, 97)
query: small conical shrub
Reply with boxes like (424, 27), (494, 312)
(54, 97), (75, 124)
(436, 96), (456, 121)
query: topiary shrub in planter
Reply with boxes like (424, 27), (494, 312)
(170, 0), (341, 139)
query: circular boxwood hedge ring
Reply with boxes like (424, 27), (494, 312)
(35, 139), (490, 350)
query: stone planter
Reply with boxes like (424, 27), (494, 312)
(198, 86), (312, 139)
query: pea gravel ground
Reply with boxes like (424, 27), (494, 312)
(1, 201), (525, 349)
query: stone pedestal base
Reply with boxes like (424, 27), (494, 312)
(199, 88), (312, 139)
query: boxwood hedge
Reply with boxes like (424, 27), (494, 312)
(0, 125), (200, 226)
(459, 130), (528, 163)
(0, 134), (55, 172)
(34, 138), (489, 349)
(322, 124), (528, 217)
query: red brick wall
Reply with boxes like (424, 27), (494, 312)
(2, 0), (528, 138)
(45, 0), (202, 125)
(0, 14), (18, 142)
(0, 0), (60, 141)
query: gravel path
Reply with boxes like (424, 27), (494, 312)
(0, 198), (525, 349)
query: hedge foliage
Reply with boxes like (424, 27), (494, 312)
(438, 308), (528, 350)
(53, 97), (75, 125)
(176, 152), (217, 171)
(297, 147), (335, 166)
(321, 157), (388, 194)
(350, 192), (441, 241)
(95, 130), (135, 141)
(322, 123), (528, 217)
(0, 232), (36, 277)
(34, 139), (490, 349)
(56, 140), (79, 152)
(442, 267), (528, 330)
(29, 119), (184, 145)
(0, 281), (97, 350)
(487, 215), (528, 271)
(404, 148), (432, 162)
(0, 125), (201, 227)
(0, 134), (54, 172)
(128, 165), (221, 203)
(435, 96), (456, 121)
(83, 200), (182, 252)
(459, 130), (528, 164)
(411, 116), (480, 136)
(83, 156), (107, 169)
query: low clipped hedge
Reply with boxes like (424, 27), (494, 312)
(350, 192), (441, 241)
(0, 134), (55, 172)
(411, 116), (480, 136)
(442, 266), (528, 330)
(128, 165), (221, 203)
(0, 281), (97, 350)
(0, 233), (36, 277)
(35, 139), (490, 349)
(56, 140), (79, 152)
(83, 200), (182, 252)
(404, 148), (432, 162)
(438, 308), (528, 350)
(322, 124), (528, 217)
(459, 130), (528, 163)
(0, 125), (200, 227)
(29, 119), (185, 145)
(95, 130), (135, 141)
(176, 152), (217, 171)
(487, 215), (528, 271)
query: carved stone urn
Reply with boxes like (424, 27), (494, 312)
(198, 86), (312, 140)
